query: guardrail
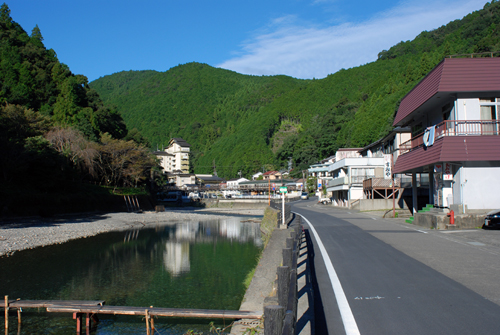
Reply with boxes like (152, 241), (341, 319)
(263, 217), (303, 335)
(270, 200), (293, 228)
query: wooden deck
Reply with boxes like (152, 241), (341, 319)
(4, 296), (261, 333)
(46, 305), (261, 319)
(7, 299), (105, 309)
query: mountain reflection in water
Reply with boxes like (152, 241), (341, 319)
(1, 217), (263, 334)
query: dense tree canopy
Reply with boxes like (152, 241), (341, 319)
(0, 4), (155, 216)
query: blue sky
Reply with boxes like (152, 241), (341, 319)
(9, 0), (489, 82)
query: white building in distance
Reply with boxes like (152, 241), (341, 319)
(154, 138), (191, 174)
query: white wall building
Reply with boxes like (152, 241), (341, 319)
(154, 138), (191, 174)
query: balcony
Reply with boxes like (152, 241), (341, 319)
(400, 120), (500, 155)
(363, 178), (401, 189)
(363, 178), (402, 199)
(327, 176), (348, 188)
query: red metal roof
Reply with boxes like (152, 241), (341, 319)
(394, 136), (500, 173)
(394, 58), (500, 126)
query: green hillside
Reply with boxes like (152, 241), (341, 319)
(0, 3), (157, 217)
(88, 1), (497, 179)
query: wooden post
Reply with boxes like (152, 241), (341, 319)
(145, 309), (150, 335)
(73, 313), (82, 334)
(85, 313), (92, 331)
(264, 305), (284, 335)
(149, 306), (155, 332)
(268, 179), (271, 206)
(277, 266), (291, 308)
(4, 295), (8, 330)
(282, 247), (292, 269)
(281, 310), (295, 335)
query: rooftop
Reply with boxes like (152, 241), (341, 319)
(394, 57), (500, 126)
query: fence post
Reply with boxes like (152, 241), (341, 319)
(281, 310), (296, 335)
(264, 305), (285, 335)
(282, 247), (292, 269)
(277, 266), (291, 308)
(4, 295), (8, 330)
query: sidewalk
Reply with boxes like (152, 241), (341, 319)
(230, 217), (313, 334)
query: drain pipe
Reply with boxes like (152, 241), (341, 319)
(461, 166), (467, 214)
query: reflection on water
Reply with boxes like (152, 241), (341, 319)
(1, 217), (262, 334)
(165, 241), (191, 276)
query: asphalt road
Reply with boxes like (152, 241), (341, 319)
(292, 198), (500, 335)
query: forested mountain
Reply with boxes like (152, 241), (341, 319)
(0, 3), (155, 217)
(91, 1), (500, 180)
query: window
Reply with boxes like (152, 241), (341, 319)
(442, 103), (453, 121)
(480, 98), (498, 119)
(412, 124), (423, 136)
(480, 98), (499, 135)
(351, 168), (375, 184)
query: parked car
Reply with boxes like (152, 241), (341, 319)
(300, 192), (309, 200)
(318, 196), (332, 205)
(483, 209), (500, 229)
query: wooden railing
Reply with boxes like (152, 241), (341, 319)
(264, 218), (303, 335)
(363, 178), (401, 189)
(399, 120), (500, 154)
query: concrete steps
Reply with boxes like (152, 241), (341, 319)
(405, 204), (435, 224)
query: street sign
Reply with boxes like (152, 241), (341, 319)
(279, 186), (287, 193)
(443, 162), (453, 180)
(384, 154), (392, 180)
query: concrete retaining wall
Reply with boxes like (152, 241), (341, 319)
(352, 199), (407, 211)
(200, 199), (270, 209)
(414, 212), (486, 229)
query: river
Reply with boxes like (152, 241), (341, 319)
(1, 216), (263, 334)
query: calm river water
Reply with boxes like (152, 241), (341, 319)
(1, 217), (263, 334)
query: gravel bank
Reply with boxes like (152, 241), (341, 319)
(0, 208), (264, 257)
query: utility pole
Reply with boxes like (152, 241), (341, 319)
(302, 170), (306, 191)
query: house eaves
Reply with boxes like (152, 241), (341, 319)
(393, 57), (500, 127)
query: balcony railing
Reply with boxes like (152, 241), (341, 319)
(400, 120), (500, 154)
(363, 178), (401, 189)
(327, 176), (348, 188)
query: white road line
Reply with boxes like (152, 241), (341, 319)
(297, 213), (361, 335)
(401, 226), (428, 234)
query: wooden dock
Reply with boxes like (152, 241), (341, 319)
(45, 304), (261, 319)
(7, 299), (105, 309)
(4, 296), (261, 334)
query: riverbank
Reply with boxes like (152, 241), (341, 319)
(0, 208), (264, 257)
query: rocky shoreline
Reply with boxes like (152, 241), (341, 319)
(0, 208), (264, 257)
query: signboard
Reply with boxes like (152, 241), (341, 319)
(434, 164), (442, 173)
(279, 186), (288, 194)
(383, 154), (392, 180)
(443, 163), (453, 180)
